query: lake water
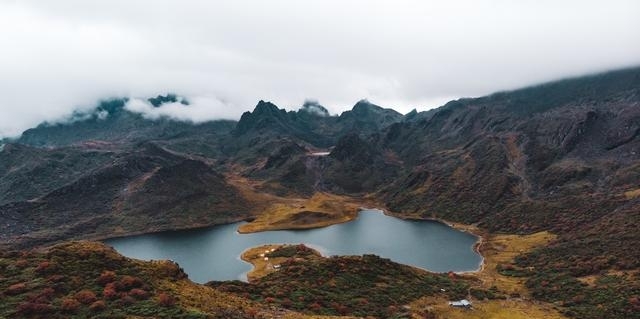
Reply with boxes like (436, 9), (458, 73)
(105, 209), (482, 283)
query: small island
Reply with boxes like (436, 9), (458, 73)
(241, 244), (321, 281)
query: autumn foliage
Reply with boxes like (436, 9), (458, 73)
(60, 298), (81, 312)
(157, 292), (176, 307)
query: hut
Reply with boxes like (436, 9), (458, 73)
(448, 299), (472, 308)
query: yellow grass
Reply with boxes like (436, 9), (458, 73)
(624, 188), (640, 199)
(411, 296), (565, 319)
(237, 192), (366, 233)
(406, 230), (566, 319)
(476, 231), (557, 296)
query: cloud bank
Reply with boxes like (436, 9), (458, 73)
(125, 96), (244, 123)
(1, 0), (639, 137)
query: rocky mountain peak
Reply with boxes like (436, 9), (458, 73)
(147, 94), (189, 107)
(299, 100), (330, 117)
(352, 99), (384, 114)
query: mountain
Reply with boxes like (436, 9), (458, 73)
(14, 97), (236, 148)
(0, 143), (250, 249)
(233, 99), (403, 148)
(1, 67), (640, 318)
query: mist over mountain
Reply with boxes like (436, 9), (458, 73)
(1, 67), (639, 318)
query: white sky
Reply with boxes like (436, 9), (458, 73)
(1, 0), (639, 137)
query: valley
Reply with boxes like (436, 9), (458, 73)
(1, 67), (639, 318)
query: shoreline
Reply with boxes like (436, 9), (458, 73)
(381, 210), (487, 274)
(95, 206), (487, 276)
(235, 208), (487, 281)
(26, 200), (491, 281)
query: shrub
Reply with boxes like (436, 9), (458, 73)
(60, 298), (81, 312)
(103, 283), (118, 300)
(74, 289), (98, 304)
(14, 259), (28, 268)
(119, 275), (144, 290)
(5, 283), (27, 296)
(119, 294), (136, 306)
(89, 300), (106, 312)
(157, 292), (176, 307)
(26, 287), (56, 303)
(97, 270), (117, 285)
(35, 261), (55, 274)
(129, 288), (150, 300)
(103, 286), (118, 300)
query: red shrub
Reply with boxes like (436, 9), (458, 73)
(14, 259), (28, 268)
(332, 302), (350, 315)
(35, 261), (54, 274)
(74, 289), (98, 304)
(60, 298), (81, 312)
(89, 300), (106, 312)
(103, 285), (118, 300)
(97, 270), (117, 285)
(5, 283), (27, 296)
(281, 298), (292, 307)
(26, 288), (56, 303)
(157, 292), (176, 307)
(119, 275), (143, 290)
(246, 307), (258, 318)
(129, 288), (150, 300)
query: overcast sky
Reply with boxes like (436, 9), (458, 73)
(1, 0), (639, 138)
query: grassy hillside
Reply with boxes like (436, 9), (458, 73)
(0, 241), (349, 319)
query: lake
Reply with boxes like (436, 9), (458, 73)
(105, 209), (482, 283)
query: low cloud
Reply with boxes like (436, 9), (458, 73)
(1, 1), (639, 138)
(300, 100), (330, 117)
(125, 96), (244, 123)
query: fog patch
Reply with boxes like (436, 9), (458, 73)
(96, 110), (109, 120)
(125, 96), (244, 123)
(300, 100), (330, 117)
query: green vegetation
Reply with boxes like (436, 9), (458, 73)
(522, 271), (639, 318)
(266, 244), (317, 258)
(214, 245), (496, 318)
(0, 242), (207, 318)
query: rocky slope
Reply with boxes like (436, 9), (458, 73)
(0, 143), (250, 249)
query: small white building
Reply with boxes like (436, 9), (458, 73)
(448, 299), (472, 308)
